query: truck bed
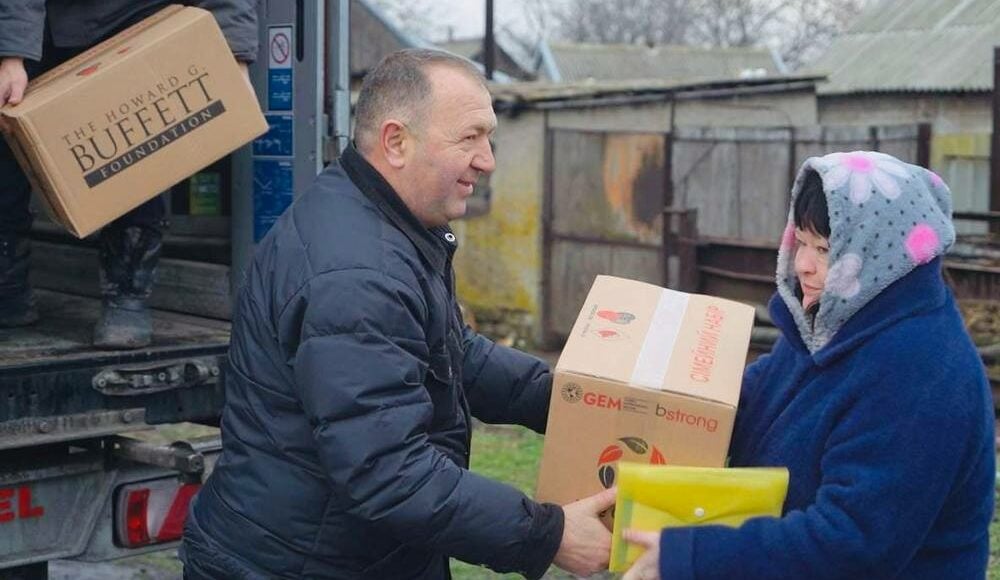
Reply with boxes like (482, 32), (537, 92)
(0, 290), (230, 450)
(0, 289), (230, 369)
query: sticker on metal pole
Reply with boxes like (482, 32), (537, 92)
(253, 159), (294, 241)
(253, 115), (294, 157)
(267, 26), (293, 111)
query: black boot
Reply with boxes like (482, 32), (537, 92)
(0, 235), (39, 328)
(93, 225), (163, 349)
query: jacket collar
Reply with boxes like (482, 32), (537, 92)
(340, 144), (455, 273)
(769, 257), (948, 366)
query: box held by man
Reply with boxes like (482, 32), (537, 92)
(536, 275), (755, 515)
(0, 5), (267, 238)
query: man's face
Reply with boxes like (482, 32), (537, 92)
(399, 66), (497, 228)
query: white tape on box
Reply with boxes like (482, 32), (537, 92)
(630, 288), (689, 390)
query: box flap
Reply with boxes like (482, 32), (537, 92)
(557, 275), (754, 407)
(0, 5), (191, 117)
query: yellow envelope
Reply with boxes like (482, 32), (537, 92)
(610, 463), (789, 572)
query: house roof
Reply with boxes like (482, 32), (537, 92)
(439, 34), (536, 80)
(439, 39), (483, 60)
(541, 42), (784, 83)
(487, 74), (822, 113)
(808, 0), (1000, 94)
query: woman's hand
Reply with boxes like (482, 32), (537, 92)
(622, 529), (662, 580)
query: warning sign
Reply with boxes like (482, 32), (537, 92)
(268, 26), (292, 70)
(267, 25), (293, 111)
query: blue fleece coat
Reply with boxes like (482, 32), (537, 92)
(658, 258), (994, 579)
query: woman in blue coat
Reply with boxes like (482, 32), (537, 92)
(624, 151), (995, 579)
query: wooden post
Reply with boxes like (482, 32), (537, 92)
(917, 123), (932, 169)
(662, 132), (674, 287)
(540, 119), (555, 347)
(679, 209), (700, 293)
(787, 126), (797, 211)
(991, 47), (1000, 233)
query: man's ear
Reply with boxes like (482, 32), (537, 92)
(380, 119), (409, 169)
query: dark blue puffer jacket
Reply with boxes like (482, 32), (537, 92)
(181, 145), (563, 579)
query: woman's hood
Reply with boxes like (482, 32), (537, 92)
(776, 151), (956, 353)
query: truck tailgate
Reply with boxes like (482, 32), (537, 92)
(0, 290), (230, 450)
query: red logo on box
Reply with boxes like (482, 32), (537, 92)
(597, 310), (635, 325)
(596, 436), (666, 488)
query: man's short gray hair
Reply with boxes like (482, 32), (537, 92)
(354, 48), (486, 152)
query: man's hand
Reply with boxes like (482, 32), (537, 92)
(622, 529), (661, 580)
(552, 487), (617, 577)
(0, 57), (28, 108)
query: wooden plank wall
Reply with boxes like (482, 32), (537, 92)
(542, 125), (926, 341)
(545, 130), (666, 340)
(672, 124), (925, 241)
(931, 133), (991, 235)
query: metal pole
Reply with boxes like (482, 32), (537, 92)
(326, 0), (351, 156)
(484, 0), (495, 80)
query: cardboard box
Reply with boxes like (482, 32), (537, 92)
(536, 275), (755, 512)
(0, 5), (267, 238)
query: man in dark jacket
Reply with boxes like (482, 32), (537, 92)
(181, 48), (616, 579)
(0, 0), (257, 347)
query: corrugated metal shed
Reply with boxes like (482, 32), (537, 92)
(439, 36), (536, 80)
(543, 42), (781, 83)
(809, 0), (1000, 94)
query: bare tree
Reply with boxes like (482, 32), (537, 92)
(545, 0), (867, 69)
(368, 0), (445, 42)
(507, 0), (556, 47)
(550, 0), (697, 46)
(367, 0), (865, 70)
(691, 0), (792, 48)
(773, 0), (868, 69)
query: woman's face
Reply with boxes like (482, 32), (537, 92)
(793, 227), (830, 311)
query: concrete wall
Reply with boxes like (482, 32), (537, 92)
(546, 100), (674, 132)
(451, 109), (547, 335)
(818, 93), (992, 134)
(676, 89), (817, 127)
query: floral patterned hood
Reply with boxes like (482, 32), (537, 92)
(776, 151), (956, 353)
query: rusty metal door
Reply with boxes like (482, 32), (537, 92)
(541, 128), (669, 345)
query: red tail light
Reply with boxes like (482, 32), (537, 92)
(116, 480), (201, 548)
(125, 488), (151, 546)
